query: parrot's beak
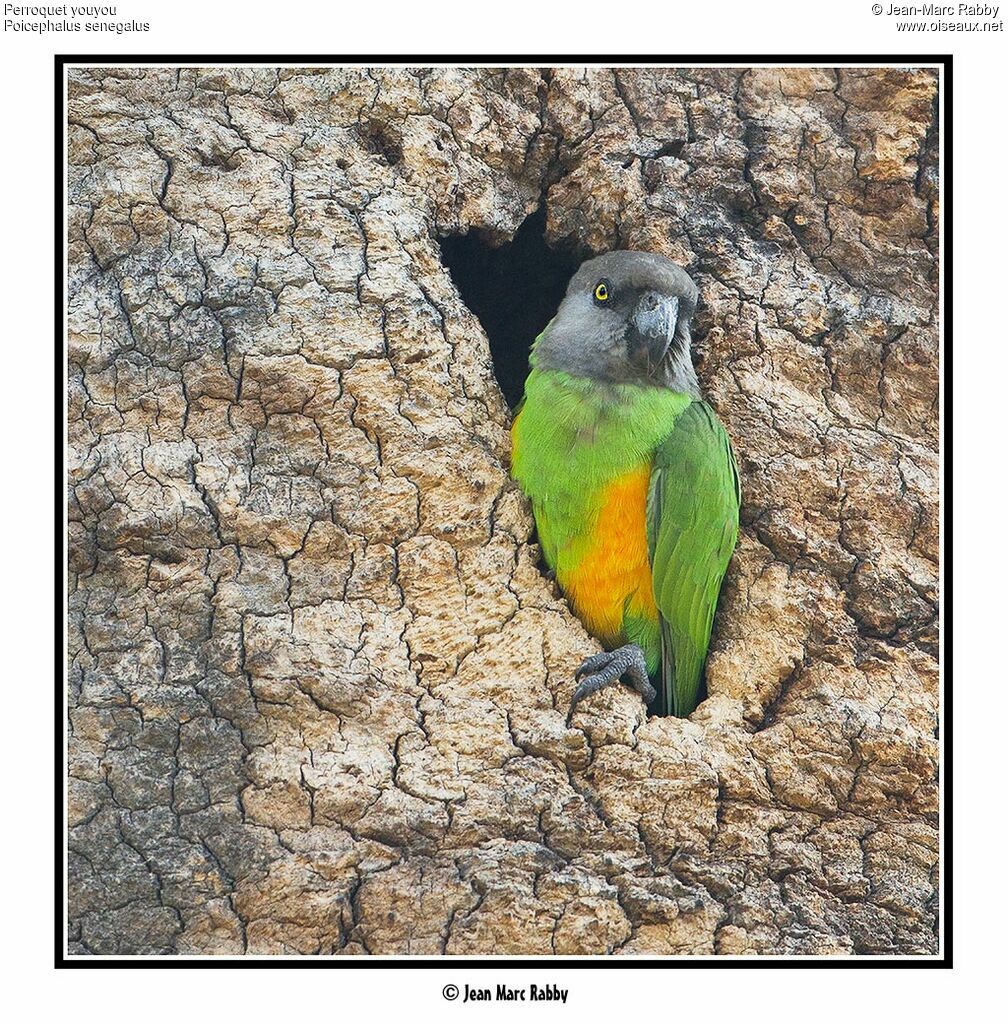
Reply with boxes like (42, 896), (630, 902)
(629, 292), (680, 375)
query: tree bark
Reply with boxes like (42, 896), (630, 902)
(67, 66), (939, 955)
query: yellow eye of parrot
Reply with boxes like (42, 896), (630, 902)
(594, 281), (609, 303)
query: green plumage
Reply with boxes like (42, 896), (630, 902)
(646, 401), (740, 715)
(513, 368), (740, 717)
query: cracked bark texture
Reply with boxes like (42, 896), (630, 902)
(67, 66), (940, 956)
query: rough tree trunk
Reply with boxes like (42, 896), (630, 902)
(67, 66), (939, 955)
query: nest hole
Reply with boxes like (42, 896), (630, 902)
(438, 207), (583, 408)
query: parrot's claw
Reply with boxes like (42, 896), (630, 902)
(569, 644), (655, 712)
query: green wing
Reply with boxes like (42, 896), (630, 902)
(646, 401), (740, 717)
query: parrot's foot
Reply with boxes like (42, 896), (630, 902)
(569, 644), (656, 711)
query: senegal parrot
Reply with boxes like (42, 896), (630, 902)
(511, 251), (740, 717)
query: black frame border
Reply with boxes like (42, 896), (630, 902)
(56, 52), (951, 970)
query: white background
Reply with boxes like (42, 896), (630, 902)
(3, 0), (990, 1012)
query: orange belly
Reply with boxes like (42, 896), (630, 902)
(557, 466), (658, 645)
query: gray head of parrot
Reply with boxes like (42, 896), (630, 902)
(530, 250), (701, 396)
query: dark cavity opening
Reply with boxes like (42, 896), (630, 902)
(438, 207), (583, 409)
